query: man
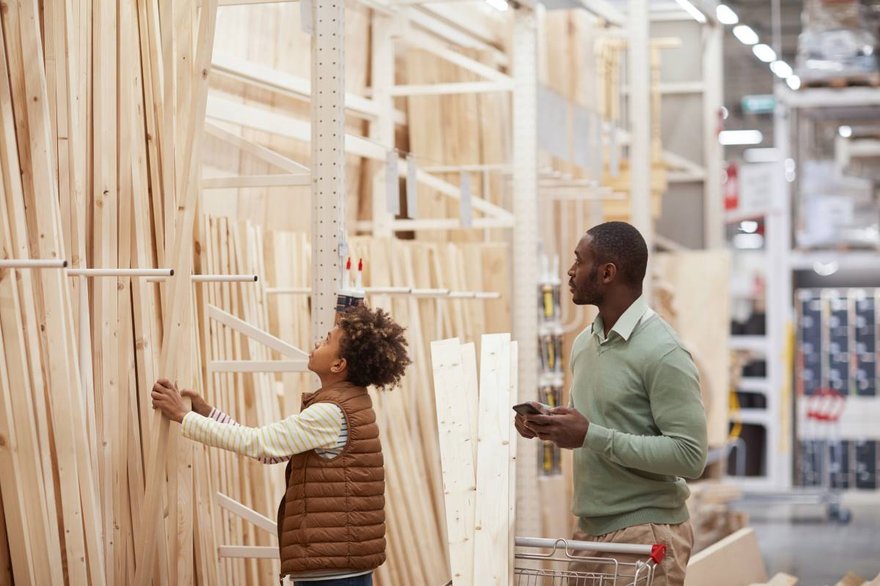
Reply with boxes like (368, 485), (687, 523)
(515, 221), (708, 586)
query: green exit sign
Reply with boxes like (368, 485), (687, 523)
(741, 94), (776, 114)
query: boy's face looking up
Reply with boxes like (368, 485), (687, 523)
(308, 326), (346, 377)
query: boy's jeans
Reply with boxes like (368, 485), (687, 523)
(287, 573), (373, 586)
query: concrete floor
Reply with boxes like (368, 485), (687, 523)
(736, 492), (880, 585)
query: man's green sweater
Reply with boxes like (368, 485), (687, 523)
(570, 297), (708, 536)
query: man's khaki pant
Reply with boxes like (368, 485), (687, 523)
(569, 520), (694, 586)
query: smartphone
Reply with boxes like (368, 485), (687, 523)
(512, 402), (544, 416)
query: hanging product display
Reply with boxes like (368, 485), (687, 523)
(537, 254), (563, 476)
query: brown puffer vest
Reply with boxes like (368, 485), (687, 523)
(277, 381), (386, 577)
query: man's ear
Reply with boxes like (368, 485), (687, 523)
(601, 262), (617, 284)
(331, 357), (348, 373)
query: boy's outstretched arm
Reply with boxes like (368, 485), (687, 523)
(151, 379), (344, 462)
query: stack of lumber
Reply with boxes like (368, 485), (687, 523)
(430, 335), (519, 586)
(0, 0), (219, 584)
(685, 528), (768, 586)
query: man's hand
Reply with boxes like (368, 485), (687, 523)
(151, 379), (188, 424)
(524, 406), (590, 449)
(513, 402), (546, 439)
(181, 388), (212, 417)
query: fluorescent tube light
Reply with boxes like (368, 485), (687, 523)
(716, 4), (739, 25)
(770, 60), (793, 79)
(752, 44), (777, 63)
(674, 0), (707, 23)
(838, 125), (852, 138)
(733, 25), (759, 46)
(719, 130), (763, 146)
(786, 75), (801, 90)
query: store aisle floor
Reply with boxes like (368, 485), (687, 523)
(738, 493), (880, 585)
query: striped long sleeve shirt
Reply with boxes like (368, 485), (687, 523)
(181, 403), (348, 463)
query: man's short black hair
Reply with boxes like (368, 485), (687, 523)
(586, 221), (648, 286)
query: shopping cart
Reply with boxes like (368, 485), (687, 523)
(513, 536), (666, 586)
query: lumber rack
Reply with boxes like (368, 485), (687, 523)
(265, 286), (501, 299)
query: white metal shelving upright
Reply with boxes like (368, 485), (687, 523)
(768, 84), (880, 494)
(311, 0), (347, 341)
(512, 4), (541, 539)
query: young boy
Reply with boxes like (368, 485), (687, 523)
(151, 305), (411, 586)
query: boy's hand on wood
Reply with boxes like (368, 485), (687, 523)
(526, 406), (590, 449)
(151, 379), (187, 424)
(181, 388), (212, 417)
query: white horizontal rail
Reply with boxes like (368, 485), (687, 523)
(0, 259), (68, 268)
(515, 537), (654, 556)
(208, 304), (308, 359)
(193, 274), (259, 283)
(208, 359), (309, 373)
(216, 492), (277, 535)
(264, 286), (499, 299)
(146, 274), (260, 283)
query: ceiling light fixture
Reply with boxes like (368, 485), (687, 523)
(786, 75), (801, 90)
(733, 25), (759, 46)
(839, 125), (853, 138)
(752, 43), (777, 63)
(716, 4), (739, 25)
(770, 60), (794, 79)
(674, 0), (707, 23)
(719, 130), (764, 146)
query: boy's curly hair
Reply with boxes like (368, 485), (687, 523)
(337, 305), (411, 390)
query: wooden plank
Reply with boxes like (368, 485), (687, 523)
(218, 546), (279, 559)
(204, 121), (309, 173)
(430, 338), (476, 586)
(0, 485), (12, 586)
(654, 250), (731, 447)
(201, 173), (311, 189)
(0, 297), (40, 585)
(135, 2), (219, 584)
(685, 528), (768, 586)
(473, 333), (512, 586)
(507, 341), (518, 583)
(0, 33), (63, 585)
(216, 492), (278, 535)
(4, 2), (107, 583)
